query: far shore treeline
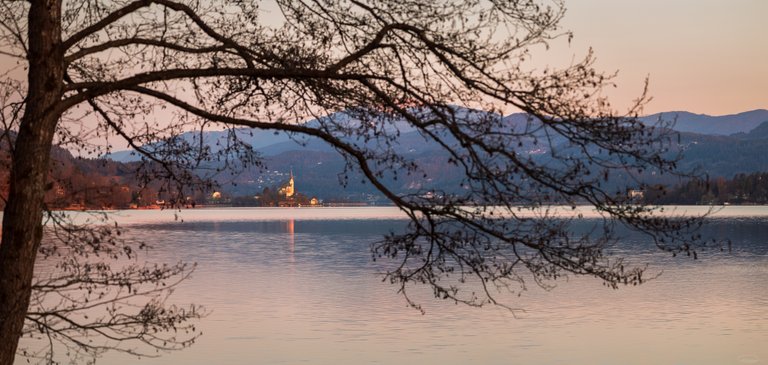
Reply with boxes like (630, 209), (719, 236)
(646, 172), (768, 205)
(3, 140), (768, 209)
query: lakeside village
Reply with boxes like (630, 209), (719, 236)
(210, 170), (326, 208)
(50, 170), (367, 210)
(12, 162), (768, 210)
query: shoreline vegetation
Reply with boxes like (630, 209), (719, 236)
(5, 149), (768, 211)
(56, 201), (375, 211)
(47, 184), (768, 211)
(54, 200), (768, 211)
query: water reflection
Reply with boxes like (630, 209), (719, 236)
(287, 218), (294, 263)
(20, 208), (768, 365)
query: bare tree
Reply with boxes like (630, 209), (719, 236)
(1, 80), (203, 364)
(0, 0), (706, 364)
(20, 211), (203, 365)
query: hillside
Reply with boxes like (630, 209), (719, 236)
(639, 109), (768, 135)
(6, 108), (766, 206)
(207, 113), (768, 200)
(0, 135), (197, 209)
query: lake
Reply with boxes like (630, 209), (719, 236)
(19, 207), (768, 364)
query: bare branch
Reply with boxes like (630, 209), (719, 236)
(62, 0), (153, 51)
(65, 38), (231, 64)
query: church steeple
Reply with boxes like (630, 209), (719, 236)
(285, 168), (295, 197)
(278, 168), (296, 198)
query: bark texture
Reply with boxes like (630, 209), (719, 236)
(0, 1), (63, 363)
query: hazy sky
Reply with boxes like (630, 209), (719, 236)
(551, 0), (767, 115)
(0, 1), (765, 116)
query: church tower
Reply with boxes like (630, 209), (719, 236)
(284, 169), (295, 198)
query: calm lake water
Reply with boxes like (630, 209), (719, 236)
(20, 207), (768, 364)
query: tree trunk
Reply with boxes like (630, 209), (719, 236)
(0, 1), (63, 364)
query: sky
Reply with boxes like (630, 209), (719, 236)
(0, 1), (765, 117)
(547, 0), (768, 115)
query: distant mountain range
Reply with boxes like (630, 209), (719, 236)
(106, 109), (768, 162)
(101, 109), (768, 199)
(639, 109), (768, 135)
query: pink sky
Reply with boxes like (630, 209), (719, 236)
(551, 0), (767, 115)
(1, 1), (765, 117)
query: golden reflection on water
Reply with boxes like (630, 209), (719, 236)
(287, 218), (295, 263)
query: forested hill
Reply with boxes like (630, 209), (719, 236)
(98, 109), (768, 202)
(3, 109), (768, 207)
(0, 137), (180, 210)
(674, 124), (768, 177)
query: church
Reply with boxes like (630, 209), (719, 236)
(254, 169), (322, 207)
(278, 170), (295, 198)
(266, 170), (320, 207)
